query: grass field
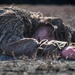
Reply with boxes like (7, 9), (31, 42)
(0, 5), (75, 75)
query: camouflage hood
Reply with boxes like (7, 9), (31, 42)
(35, 17), (71, 42)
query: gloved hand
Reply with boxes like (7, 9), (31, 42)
(62, 46), (75, 59)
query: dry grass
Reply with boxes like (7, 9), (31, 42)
(0, 5), (75, 75)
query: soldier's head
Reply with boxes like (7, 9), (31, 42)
(32, 22), (55, 42)
(32, 17), (71, 42)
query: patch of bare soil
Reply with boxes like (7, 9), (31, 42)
(0, 5), (75, 75)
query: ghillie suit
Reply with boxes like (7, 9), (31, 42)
(0, 6), (75, 60)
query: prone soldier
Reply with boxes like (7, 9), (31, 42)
(0, 6), (75, 60)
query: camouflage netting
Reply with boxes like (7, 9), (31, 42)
(0, 6), (74, 60)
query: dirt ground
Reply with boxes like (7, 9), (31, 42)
(0, 5), (75, 75)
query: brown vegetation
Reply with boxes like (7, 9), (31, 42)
(0, 5), (75, 75)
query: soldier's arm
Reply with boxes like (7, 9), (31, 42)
(5, 38), (39, 57)
(37, 40), (75, 60)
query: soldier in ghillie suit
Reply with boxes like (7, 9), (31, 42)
(0, 6), (75, 60)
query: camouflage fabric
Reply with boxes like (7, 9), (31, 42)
(0, 6), (74, 60)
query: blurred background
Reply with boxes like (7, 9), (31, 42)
(0, 0), (75, 5)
